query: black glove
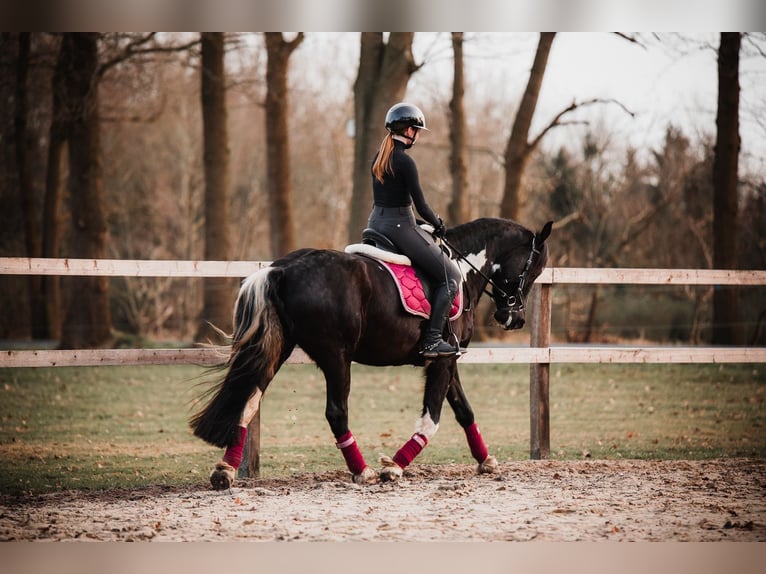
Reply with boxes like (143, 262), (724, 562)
(433, 217), (446, 238)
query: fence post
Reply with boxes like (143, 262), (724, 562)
(529, 282), (552, 459)
(237, 412), (261, 478)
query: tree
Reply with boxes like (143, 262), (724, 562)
(59, 33), (112, 349)
(347, 33), (418, 243)
(196, 32), (235, 342)
(447, 32), (469, 225)
(14, 33), (48, 339)
(264, 32), (303, 258)
(500, 33), (555, 221)
(42, 34), (69, 340)
(712, 32), (741, 344)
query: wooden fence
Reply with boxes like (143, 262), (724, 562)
(2, 258), (765, 472)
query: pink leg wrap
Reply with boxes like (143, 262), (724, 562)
(336, 431), (367, 475)
(465, 422), (489, 463)
(222, 425), (247, 469)
(392, 433), (428, 469)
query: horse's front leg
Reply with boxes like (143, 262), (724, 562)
(323, 359), (378, 484)
(380, 359), (452, 482)
(446, 368), (498, 474)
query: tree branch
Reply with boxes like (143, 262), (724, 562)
(612, 33), (647, 49)
(528, 98), (636, 152)
(98, 33), (201, 78)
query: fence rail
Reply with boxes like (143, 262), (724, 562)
(3, 345), (764, 369)
(2, 257), (764, 468)
(3, 257), (766, 284)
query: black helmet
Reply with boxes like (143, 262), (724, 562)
(385, 102), (429, 133)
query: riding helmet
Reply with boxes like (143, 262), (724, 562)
(385, 102), (430, 133)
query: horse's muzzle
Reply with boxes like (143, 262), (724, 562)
(494, 309), (525, 330)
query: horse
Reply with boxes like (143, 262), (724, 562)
(191, 217), (552, 488)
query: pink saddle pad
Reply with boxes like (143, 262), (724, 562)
(379, 261), (462, 321)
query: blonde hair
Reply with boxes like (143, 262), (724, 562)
(372, 133), (395, 183)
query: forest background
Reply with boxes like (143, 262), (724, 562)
(1, 32), (764, 349)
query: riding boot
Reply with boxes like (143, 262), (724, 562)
(420, 282), (458, 358)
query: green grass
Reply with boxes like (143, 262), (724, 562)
(0, 363), (763, 495)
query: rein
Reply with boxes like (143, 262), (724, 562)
(441, 234), (540, 315)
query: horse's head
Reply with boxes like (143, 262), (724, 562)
(490, 221), (552, 330)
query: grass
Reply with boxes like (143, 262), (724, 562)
(0, 362), (763, 495)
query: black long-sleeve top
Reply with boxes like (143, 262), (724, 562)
(371, 140), (440, 228)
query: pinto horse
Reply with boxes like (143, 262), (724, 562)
(191, 217), (552, 488)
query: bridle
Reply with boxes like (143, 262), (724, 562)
(491, 236), (541, 318)
(441, 235), (541, 318)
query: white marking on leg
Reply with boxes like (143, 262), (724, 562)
(414, 409), (439, 440)
(239, 389), (263, 426)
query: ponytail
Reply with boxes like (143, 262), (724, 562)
(372, 133), (395, 183)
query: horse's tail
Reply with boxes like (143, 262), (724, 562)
(190, 266), (286, 448)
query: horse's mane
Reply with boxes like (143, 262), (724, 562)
(448, 217), (531, 254)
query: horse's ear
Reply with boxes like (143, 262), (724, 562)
(537, 220), (553, 244)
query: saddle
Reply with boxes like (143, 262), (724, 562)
(345, 228), (463, 321)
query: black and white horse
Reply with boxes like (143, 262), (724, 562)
(191, 217), (552, 488)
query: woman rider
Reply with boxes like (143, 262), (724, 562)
(367, 102), (462, 358)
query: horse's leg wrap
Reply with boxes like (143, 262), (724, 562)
(222, 425), (247, 469)
(336, 431), (367, 475)
(464, 422), (489, 463)
(392, 432), (428, 469)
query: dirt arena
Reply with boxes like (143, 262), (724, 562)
(1, 458), (764, 542)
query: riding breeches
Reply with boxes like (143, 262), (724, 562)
(367, 205), (462, 287)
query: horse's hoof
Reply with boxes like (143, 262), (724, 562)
(352, 466), (379, 485)
(379, 455), (403, 482)
(477, 455), (499, 474)
(210, 461), (236, 490)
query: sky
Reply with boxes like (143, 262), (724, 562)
(408, 32), (765, 172)
(293, 32), (765, 173)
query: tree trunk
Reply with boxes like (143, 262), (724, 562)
(196, 33), (235, 343)
(0, 33), (31, 339)
(500, 33), (555, 221)
(447, 32), (469, 225)
(41, 35), (69, 340)
(15, 33), (47, 338)
(347, 32), (416, 243)
(60, 33), (112, 349)
(712, 33), (741, 345)
(264, 32), (303, 258)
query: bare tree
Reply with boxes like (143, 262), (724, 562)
(500, 33), (555, 221)
(14, 33), (49, 339)
(447, 32), (469, 225)
(347, 33), (418, 243)
(712, 32), (741, 344)
(196, 32), (235, 343)
(42, 34), (69, 340)
(264, 32), (304, 258)
(59, 33), (111, 349)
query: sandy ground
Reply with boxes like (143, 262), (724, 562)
(1, 458), (764, 542)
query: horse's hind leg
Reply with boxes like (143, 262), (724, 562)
(207, 343), (295, 490)
(320, 357), (377, 484)
(446, 368), (498, 474)
(380, 359), (452, 482)
(209, 387), (265, 490)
